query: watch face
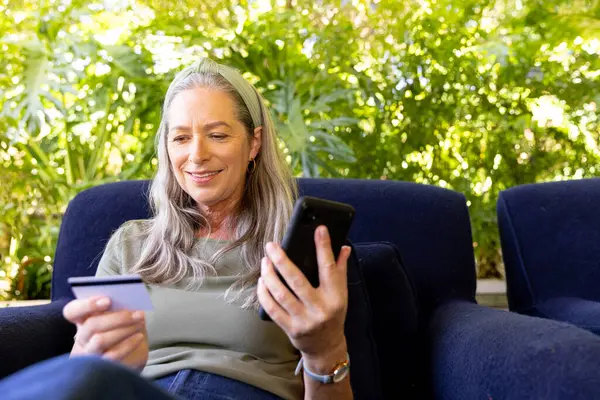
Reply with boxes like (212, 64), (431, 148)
(333, 365), (350, 383)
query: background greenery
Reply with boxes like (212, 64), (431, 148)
(1, 0), (599, 300)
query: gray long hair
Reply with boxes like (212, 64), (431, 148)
(128, 62), (297, 308)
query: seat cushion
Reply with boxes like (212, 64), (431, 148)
(344, 241), (383, 399)
(351, 242), (422, 399)
(527, 297), (600, 336)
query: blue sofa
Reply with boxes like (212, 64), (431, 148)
(498, 178), (600, 336)
(2, 178), (600, 399)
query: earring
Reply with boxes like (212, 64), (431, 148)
(247, 158), (257, 174)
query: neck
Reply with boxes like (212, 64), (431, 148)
(197, 217), (233, 240)
(196, 198), (241, 241)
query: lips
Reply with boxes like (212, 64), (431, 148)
(186, 170), (222, 185)
(186, 170), (221, 178)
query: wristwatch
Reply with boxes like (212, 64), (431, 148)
(294, 353), (350, 384)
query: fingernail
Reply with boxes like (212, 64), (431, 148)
(96, 298), (110, 308)
(132, 311), (144, 321)
(266, 242), (278, 253)
(260, 257), (267, 272)
(319, 226), (328, 239)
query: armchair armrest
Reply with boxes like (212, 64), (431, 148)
(429, 301), (600, 399)
(0, 299), (76, 379)
(530, 297), (600, 335)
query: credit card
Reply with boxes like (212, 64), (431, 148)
(68, 274), (153, 311)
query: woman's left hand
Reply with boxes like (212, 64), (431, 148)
(258, 225), (352, 364)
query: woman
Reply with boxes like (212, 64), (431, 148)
(5, 58), (352, 400)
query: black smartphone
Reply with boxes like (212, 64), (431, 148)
(259, 196), (355, 321)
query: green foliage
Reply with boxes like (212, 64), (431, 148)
(1, 0), (599, 299)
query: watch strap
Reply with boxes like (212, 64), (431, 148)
(294, 353), (350, 384)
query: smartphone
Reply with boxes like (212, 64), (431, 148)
(259, 196), (355, 321)
(68, 274), (154, 311)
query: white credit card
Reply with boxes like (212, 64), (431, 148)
(68, 274), (153, 311)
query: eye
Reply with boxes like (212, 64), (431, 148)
(172, 135), (188, 143)
(210, 133), (227, 140)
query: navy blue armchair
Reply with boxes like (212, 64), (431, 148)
(498, 178), (600, 336)
(2, 178), (600, 399)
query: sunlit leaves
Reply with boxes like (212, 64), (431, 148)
(1, 0), (600, 298)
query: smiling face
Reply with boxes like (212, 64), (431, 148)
(166, 87), (261, 214)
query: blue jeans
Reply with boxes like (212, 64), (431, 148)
(154, 369), (283, 400)
(1, 355), (283, 400)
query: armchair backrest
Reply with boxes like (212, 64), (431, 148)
(53, 178), (477, 317)
(497, 178), (600, 311)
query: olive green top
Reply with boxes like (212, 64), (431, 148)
(95, 220), (303, 400)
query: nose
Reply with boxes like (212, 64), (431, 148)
(188, 135), (209, 164)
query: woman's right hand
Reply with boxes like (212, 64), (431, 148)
(63, 296), (149, 371)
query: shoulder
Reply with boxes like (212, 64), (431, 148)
(109, 219), (152, 251)
(117, 219), (152, 237)
(111, 219), (151, 240)
(96, 219), (152, 276)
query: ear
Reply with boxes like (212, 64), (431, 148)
(249, 126), (262, 160)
